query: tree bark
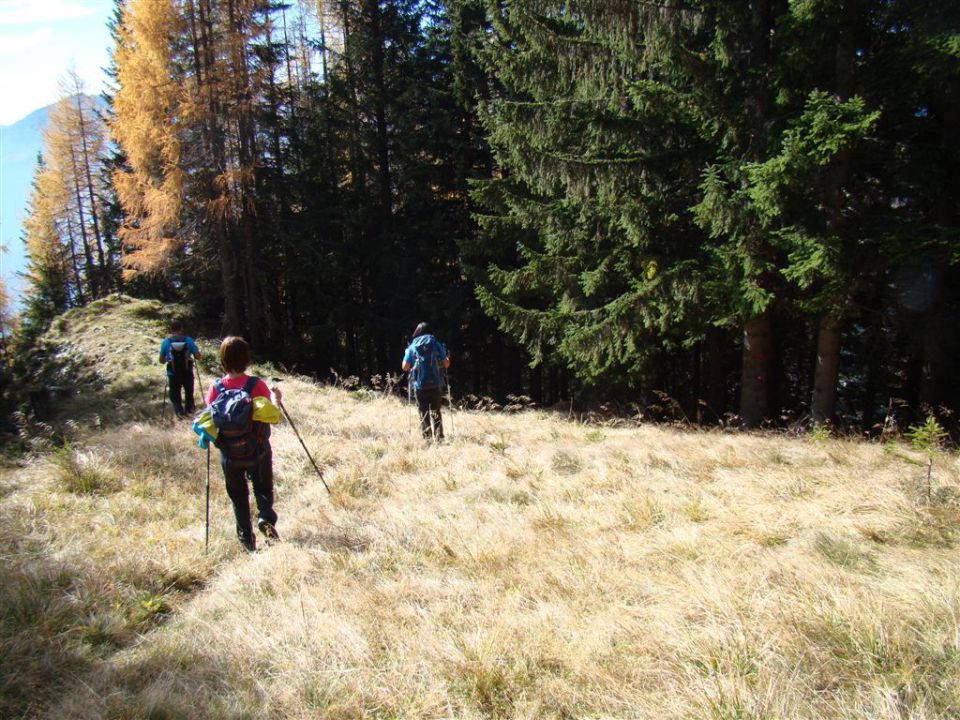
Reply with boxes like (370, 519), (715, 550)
(226, 0), (266, 346)
(810, 0), (857, 423)
(811, 315), (841, 425)
(73, 92), (107, 285)
(196, 0), (242, 335)
(216, 224), (243, 335)
(739, 314), (772, 428)
(366, 0), (393, 220)
(705, 326), (727, 421)
(68, 146), (99, 298)
(64, 217), (86, 305)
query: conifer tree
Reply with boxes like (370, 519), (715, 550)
(465, 0), (713, 404)
(20, 76), (118, 329)
(112, 0), (289, 340)
(110, 0), (186, 280)
(466, 0), (959, 425)
(682, 0), (958, 425)
(15, 0), (958, 420)
(21, 156), (75, 336)
(0, 275), (14, 349)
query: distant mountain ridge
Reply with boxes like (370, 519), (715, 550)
(2, 105), (50, 162)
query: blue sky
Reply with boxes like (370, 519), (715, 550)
(0, 0), (115, 126)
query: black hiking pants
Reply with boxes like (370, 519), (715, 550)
(415, 386), (444, 440)
(168, 369), (195, 415)
(221, 445), (277, 549)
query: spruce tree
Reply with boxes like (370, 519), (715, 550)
(465, 1), (713, 405)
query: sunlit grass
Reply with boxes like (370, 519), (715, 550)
(3, 294), (960, 719)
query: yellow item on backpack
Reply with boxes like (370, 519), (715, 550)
(193, 397), (280, 450)
(252, 396), (281, 424)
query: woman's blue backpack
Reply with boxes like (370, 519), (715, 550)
(411, 335), (444, 390)
(210, 377), (264, 466)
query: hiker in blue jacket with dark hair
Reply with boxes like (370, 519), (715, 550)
(402, 322), (450, 441)
(159, 320), (200, 418)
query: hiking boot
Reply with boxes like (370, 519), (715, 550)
(239, 532), (256, 552)
(258, 520), (280, 542)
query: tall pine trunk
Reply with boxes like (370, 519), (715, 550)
(811, 315), (841, 425)
(216, 224), (242, 335)
(196, 0), (242, 334)
(65, 217), (86, 305)
(740, 314), (772, 427)
(73, 93), (107, 286)
(810, 0), (857, 425)
(226, 0), (265, 346)
(705, 326), (727, 421)
(366, 0), (392, 220)
(69, 150), (99, 299)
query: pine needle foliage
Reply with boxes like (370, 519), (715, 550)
(466, 0), (960, 425)
(467, 0), (711, 392)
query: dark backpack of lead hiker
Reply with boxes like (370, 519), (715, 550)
(159, 322), (200, 417)
(407, 333), (446, 391)
(402, 322), (450, 441)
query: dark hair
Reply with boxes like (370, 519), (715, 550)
(170, 319), (184, 333)
(219, 336), (250, 374)
(413, 322), (432, 338)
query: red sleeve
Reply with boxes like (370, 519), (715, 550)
(251, 379), (271, 400)
(206, 383), (219, 405)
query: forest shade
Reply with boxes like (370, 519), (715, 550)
(8, 0), (960, 432)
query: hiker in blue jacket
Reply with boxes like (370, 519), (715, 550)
(402, 322), (450, 441)
(159, 320), (200, 418)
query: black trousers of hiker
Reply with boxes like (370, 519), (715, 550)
(415, 386), (444, 440)
(168, 369), (195, 415)
(221, 445), (277, 548)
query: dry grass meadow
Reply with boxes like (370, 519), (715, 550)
(2, 295), (959, 719)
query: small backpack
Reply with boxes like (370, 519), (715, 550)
(210, 377), (263, 466)
(411, 335), (444, 390)
(168, 335), (190, 376)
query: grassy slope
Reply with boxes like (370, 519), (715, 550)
(3, 295), (959, 719)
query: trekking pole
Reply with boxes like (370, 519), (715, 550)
(161, 375), (169, 421)
(410, 360), (422, 439)
(444, 367), (454, 439)
(194, 361), (202, 402)
(407, 371), (414, 436)
(194, 360), (204, 411)
(205, 444), (211, 554)
(278, 399), (331, 494)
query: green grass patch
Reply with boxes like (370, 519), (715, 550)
(621, 495), (665, 531)
(551, 449), (583, 475)
(683, 495), (710, 523)
(52, 445), (120, 495)
(814, 532), (876, 572)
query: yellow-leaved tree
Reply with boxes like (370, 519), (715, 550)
(19, 71), (118, 333)
(110, 0), (186, 280)
(110, 0), (280, 339)
(44, 71), (114, 298)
